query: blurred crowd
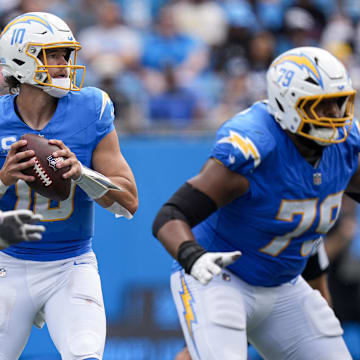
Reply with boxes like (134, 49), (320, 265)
(1, 0), (360, 134)
(3, 2), (360, 357)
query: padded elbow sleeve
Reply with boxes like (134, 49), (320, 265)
(152, 182), (217, 237)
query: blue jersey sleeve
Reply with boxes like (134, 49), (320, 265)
(93, 88), (115, 143)
(211, 107), (276, 175)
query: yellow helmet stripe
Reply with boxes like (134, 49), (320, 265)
(273, 54), (323, 88)
(1, 14), (53, 36)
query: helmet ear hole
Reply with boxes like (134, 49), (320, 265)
(305, 77), (318, 86)
(13, 59), (25, 66)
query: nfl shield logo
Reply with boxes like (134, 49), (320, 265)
(313, 172), (322, 185)
(0, 268), (7, 278)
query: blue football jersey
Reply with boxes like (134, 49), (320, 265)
(0, 87), (115, 261)
(193, 101), (360, 286)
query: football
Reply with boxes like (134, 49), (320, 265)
(18, 133), (71, 201)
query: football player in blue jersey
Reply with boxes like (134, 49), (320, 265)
(153, 46), (360, 360)
(0, 12), (138, 360)
(174, 244), (332, 360)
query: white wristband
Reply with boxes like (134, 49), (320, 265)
(0, 179), (9, 195)
(106, 202), (133, 219)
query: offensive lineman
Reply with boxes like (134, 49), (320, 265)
(174, 243), (333, 359)
(0, 12), (138, 360)
(153, 46), (360, 359)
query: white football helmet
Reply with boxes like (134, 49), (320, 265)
(267, 46), (355, 145)
(0, 12), (85, 97)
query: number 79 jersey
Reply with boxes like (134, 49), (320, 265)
(193, 101), (360, 286)
(0, 87), (115, 261)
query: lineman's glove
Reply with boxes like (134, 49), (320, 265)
(177, 241), (241, 285)
(191, 251), (242, 285)
(0, 210), (45, 249)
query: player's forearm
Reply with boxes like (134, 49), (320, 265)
(74, 163), (138, 216)
(96, 180), (138, 215)
(157, 220), (196, 259)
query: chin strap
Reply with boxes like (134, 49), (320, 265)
(42, 78), (71, 98)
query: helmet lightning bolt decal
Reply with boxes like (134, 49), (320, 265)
(272, 53), (323, 89)
(218, 130), (261, 167)
(1, 14), (53, 36)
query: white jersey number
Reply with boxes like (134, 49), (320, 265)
(15, 180), (76, 221)
(260, 192), (343, 256)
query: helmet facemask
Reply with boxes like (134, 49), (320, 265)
(28, 42), (85, 97)
(295, 91), (355, 145)
(266, 46), (356, 146)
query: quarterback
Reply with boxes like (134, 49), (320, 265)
(153, 47), (358, 359)
(0, 12), (138, 360)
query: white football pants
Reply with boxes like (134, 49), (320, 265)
(171, 269), (352, 360)
(0, 251), (106, 360)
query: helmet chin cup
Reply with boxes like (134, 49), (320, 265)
(43, 78), (71, 98)
(308, 126), (339, 147)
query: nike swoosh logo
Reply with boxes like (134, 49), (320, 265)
(73, 261), (89, 266)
